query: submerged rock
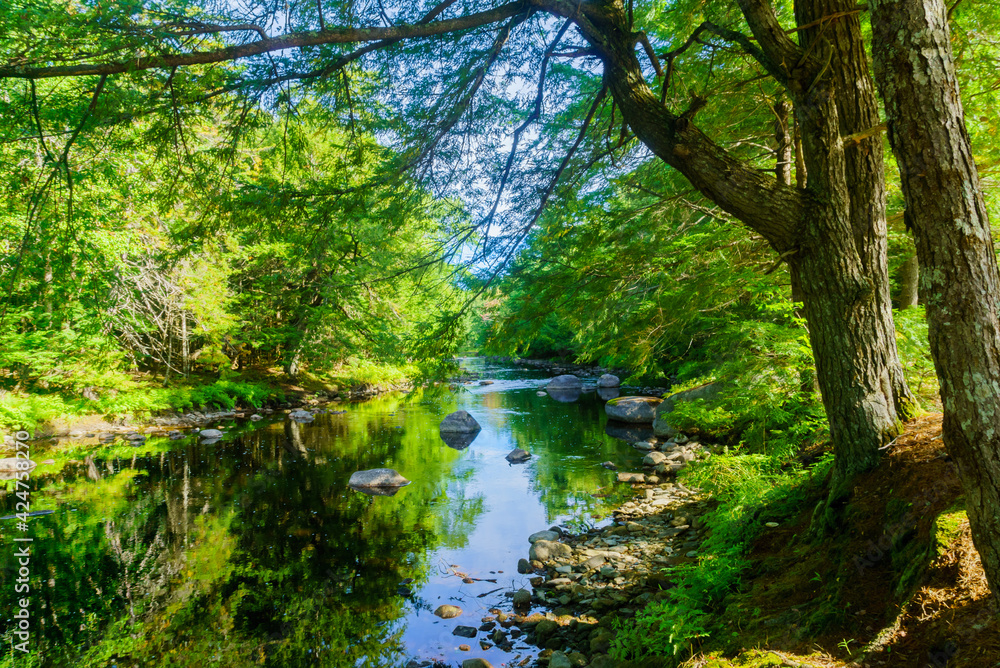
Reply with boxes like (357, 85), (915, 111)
(199, 429), (224, 439)
(440, 410), (482, 434)
(434, 604), (463, 619)
(605, 396), (662, 423)
(289, 410), (314, 422)
(453, 625), (478, 638)
(506, 448), (531, 463)
(348, 468), (410, 489)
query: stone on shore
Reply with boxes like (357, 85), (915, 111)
(643, 451), (668, 466)
(529, 539), (573, 562)
(616, 472), (646, 484)
(604, 396), (662, 424)
(440, 410), (482, 434)
(528, 530), (560, 543)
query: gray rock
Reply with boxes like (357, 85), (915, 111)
(616, 472), (646, 484)
(653, 382), (722, 436)
(546, 374), (583, 389)
(529, 539), (573, 562)
(604, 396), (662, 423)
(462, 659), (495, 668)
(643, 451), (668, 466)
(453, 625), (478, 638)
(290, 410), (314, 422)
(517, 558), (532, 574)
(528, 530), (560, 544)
(596, 374), (620, 388)
(505, 448), (531, 463)
(348, 468), (410, 488)
(600, 461), (617, 470)
(0, 458), (35, 472)
(250, 414), (263, 421)
(512, 588), (532, 606)
(434, 604), (463, 619)
(550, 651), (572, 668)
(199, 429), (224, 439)
(439, 410), (482, 434)
(547, 387), (582, 403)
(440, 430), (480, 449)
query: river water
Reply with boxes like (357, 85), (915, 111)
(0, 359), (648, 667)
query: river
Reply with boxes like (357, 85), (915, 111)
(0, 358), (648, 667)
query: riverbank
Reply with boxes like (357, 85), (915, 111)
(0, 358), (451, 438)
(487, 413), (999, 668)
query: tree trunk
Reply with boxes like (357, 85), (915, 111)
(872, 0), (1000, 599)
(567, 0), (911, 483)
(897, 251), (920, 309)
(796, 0), (916, 420)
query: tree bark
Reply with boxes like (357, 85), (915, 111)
(796, 0), (916, 420)
(898, 251), (919, 309)
(871, 0), (1000, 599)
(568, 0), (910, 482)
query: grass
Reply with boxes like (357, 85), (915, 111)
(0, 378), (285, 434)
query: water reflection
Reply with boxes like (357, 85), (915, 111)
(0, 360), (644, 667)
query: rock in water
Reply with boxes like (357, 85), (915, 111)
(348, 468), (410, 488)
(434, 604), (463, 619)
(547, 387), (582, 403)
(439, 410), (482, 434)
(600, 461), (618, 470)
(605, 396), (663, 423)
(596, 374), (620, 388)
(616, 472), (646, 484)
(596, 387), (620, 402)
(453, 625), (478, 638)
(199, 429), (224, 439)
(0, 458), (36, 476)
(512, 588), (532, 606)
(505, 448), (531, 463)
(289, 410), (314, 422)
(463, 660), (495, 668)
(546, 374), (583, 389)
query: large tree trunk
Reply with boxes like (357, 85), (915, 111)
(871, 0), (1000, 597)
(568, 0), (909, 484)
(796, 0), (916, 420)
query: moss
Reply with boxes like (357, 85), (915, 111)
(933, 504), (967, 555)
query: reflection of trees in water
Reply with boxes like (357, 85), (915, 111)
(0, 391), (484, 667)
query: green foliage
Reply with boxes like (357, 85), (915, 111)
(611, 453), (835, 665)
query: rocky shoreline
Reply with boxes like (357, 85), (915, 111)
(413, 433), (716, 668)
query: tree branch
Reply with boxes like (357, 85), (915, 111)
(0, 1), (535, 80)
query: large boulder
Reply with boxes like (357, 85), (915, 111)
(439, 410), (482, 434)
(604, 396), (662, 423)
(348, 468), (410, 489)
(596, 374), (620, 388)
(653, 382), (722, 436)
(546, 374), (583, 389)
